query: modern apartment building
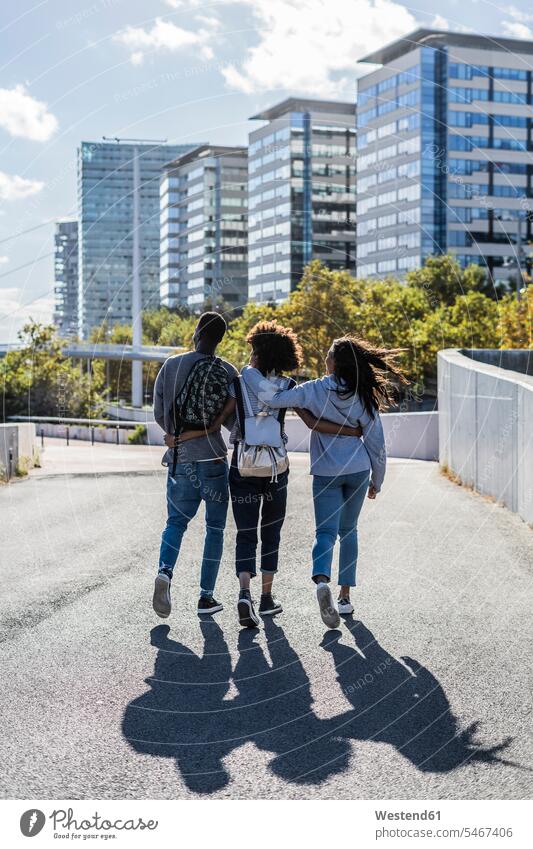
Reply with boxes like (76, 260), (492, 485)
(78, 140), (195, 337)
(160, 145), (248, 310)
(356, 28), (533, 283)
(53, 219), (79, 338)
(248, 98), (357, 304)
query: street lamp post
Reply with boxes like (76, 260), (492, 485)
(131, 146), (142, 408)
(496, 210), (531, 301)
(516, 212), (524, 303)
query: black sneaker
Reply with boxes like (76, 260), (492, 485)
(259, 592), (283, 616)
(237, 589), (260, 628)
(197, 596), (223, 615)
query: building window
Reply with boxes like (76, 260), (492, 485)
(358, 240), (377, 258)
(378, 213), (396, 228)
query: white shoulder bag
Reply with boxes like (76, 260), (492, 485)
(235, 376), (289, 481)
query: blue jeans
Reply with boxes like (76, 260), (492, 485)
(311, 470), (370, 587)
(158, 459), (229, 598)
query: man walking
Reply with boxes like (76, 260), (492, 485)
(152, 312), (237, 618)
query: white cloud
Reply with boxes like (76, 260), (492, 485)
(113, 17), (217, 64)
(0, 287), (22, 315)
(431, 15), (450, 30)
(221, 0), (418, 96)
(0, 171), (44, 202)
(0, 289), (54, 320)
(0, 256), (9, 265)
(502, 5), (533, 36)
(504, 5), (533, 23)
(0, 84), (58, 142)
(502, 21), (533, 38)
(164, 0), (203, 6)
(27, 294), (55, 324)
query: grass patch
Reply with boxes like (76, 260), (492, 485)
(127, 424), (147, 445)
(440, 463), (462, 486)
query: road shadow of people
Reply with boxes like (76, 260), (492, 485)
(320, 618), (511, 774)
(122, 617), (510, 794)
(231, 617), (350, 785)
(122, 621), (234, 794)
(122, 618), (347, 793)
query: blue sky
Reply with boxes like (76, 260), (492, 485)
(1, 0), (533, 340)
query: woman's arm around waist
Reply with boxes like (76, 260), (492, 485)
(360, 410), (386, 493)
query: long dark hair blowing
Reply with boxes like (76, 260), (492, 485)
(330, 336), (407, 417)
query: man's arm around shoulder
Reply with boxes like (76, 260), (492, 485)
(222, 360), (238, 431)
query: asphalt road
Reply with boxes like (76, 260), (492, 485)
(1, 455), (533, 799)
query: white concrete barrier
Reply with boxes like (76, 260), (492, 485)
(146, 411), (439, 460)
(281, 411), (438, 459)
(0, 423), (39, 479)
(438, 348), (533, 524)
(105, 403), (155, 423)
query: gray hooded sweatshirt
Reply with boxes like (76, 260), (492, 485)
(258, 374), (386, 491)
(153, 351), (237, 464)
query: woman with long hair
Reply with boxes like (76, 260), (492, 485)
(259, 335), (406, 629)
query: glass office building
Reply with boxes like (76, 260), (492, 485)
(356, 28), (533, 283)
(53, 219), (79, 338)
(160, 145), (248, 310)
(78, 140), (195, 337)
(248, 98), (356, 304)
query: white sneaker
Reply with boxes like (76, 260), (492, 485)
(316, 582), (341, 629)
(153, 573), (171, 618)
(338, 597), (354, 615)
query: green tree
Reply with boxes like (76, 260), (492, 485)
(349, 278), (432, 395)
(218, 301), (279, 368)
(88, 309), (196, 404)
(89, 322), (134, 404)
(407, 254), (464, 306)
(277, 260), (362, 376)
(498, 284), (533, 348)
(75, 256), (521, 409)
(0, 322), (104, 421)
(406, 254), (492, 306)
(412, 290), (501, 389)
(142, 308), (197, 348)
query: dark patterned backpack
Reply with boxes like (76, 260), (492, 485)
(170, 356), (230, 471)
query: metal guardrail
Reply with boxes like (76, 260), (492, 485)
(8, 416), (142, 449)
(9, 415), (138, 427)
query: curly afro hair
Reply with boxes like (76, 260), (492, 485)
(246, 320), (303, 375)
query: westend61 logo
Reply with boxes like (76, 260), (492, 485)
(19, 807), (159, 838)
